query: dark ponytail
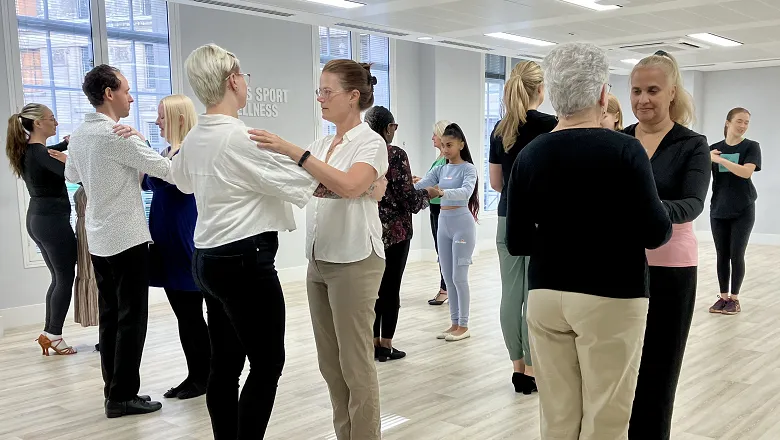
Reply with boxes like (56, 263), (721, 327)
(442, 123), (480, 221)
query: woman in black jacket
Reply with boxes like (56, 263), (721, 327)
(624, 50), (711, 440)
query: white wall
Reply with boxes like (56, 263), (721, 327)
(698, 67), (780, 241)
(0, 6), (53, 320)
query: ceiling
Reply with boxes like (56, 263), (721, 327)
(173, 0), (780, 73)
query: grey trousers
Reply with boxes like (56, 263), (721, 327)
(496, 216), (532, 365)
(437, 208), (476, 327)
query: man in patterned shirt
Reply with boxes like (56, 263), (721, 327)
(65, 64), (170, 418)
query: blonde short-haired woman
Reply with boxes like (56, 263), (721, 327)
(141, 94), (208, 400)
(424, 119), (451, 305)
(172, 44), (320, 439)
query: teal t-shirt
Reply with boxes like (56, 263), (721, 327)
(428, 157), (447, 204)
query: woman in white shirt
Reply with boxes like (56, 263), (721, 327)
(250, 59), (389, 440)
(170, 44), (320, 440)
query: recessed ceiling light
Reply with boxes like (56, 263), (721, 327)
(418, 37), (433, 40)
(621, 58), (640, 64)
(485, 32), (556, 47)
(558, 0), (621, 11)
(687, 33), (742, 47)
(302, 0), (365, 9)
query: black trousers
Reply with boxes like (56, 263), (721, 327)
(373, 239), (411, 339)
(629, 266), (697, 440)
(430, 204), (446, 292)
(91, 243), (150, 402)
(193, 232), (285, 440)
(27, 212), (77, 335)
(165, 288), (210, 386)
(711, 204), (755, 295)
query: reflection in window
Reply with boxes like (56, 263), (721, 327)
(484, 54), (506, 212)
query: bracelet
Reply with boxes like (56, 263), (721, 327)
(298, 150), (311, 167)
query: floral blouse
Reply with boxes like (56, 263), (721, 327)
(379, 145), (430, 248)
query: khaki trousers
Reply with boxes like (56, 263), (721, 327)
(527, 289), (649, 440)
(307, 252), (385, 440)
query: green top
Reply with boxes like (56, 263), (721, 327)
(428, 156), (447, 204)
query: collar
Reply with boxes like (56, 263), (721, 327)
(84, 112), (118, 123)
(197, 113), (244, 127)
(342, 122), (369, 143)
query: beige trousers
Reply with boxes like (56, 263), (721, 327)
(527, 289), (649, 440)
(307, 251), (385, 440)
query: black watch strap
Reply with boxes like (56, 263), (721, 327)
(298, 150), (312, 167)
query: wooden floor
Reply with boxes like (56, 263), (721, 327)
(2, 242), (780, 440)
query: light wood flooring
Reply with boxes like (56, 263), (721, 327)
(2, 242), (780, 440)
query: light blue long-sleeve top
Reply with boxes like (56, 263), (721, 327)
(414, 162), (477, 207)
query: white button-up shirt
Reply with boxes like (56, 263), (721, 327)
(171, 114), (318, 249)
(306, 122), (389, 263)
(65, 112), (171, 257)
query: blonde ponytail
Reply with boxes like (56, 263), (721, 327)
(632, 51), (695, 127)
(496, 61), (544, 152)
(5, 103), (48, 177)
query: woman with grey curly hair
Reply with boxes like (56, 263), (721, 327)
(504, 42), (672, 439)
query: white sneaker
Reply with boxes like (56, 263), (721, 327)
(445, 330), (471, 341)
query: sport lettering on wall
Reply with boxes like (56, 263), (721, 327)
(239, 87), (290, 118)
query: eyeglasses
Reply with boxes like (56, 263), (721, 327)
(315, 88), (345, 99)
(225, 72), (251, 86)
(389, 123), (399, 129)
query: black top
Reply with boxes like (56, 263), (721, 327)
(623, 123), (711, 224)
(22, 141), (70, 216)
(709, 139), (761, 219)
(489, 110), (558, 216)
(505, 128), (672, 299)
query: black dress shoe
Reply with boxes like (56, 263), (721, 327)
(105, 396), (162, 418)
(377, 346), (406, 362)
(176, 382), (206, 400)
(104, 395), (151, 408)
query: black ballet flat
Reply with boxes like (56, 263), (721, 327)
(176, 382), (207, 400)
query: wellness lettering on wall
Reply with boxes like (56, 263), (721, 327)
(239, 87), (290, 118)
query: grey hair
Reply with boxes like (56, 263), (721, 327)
(542, 43), (610, 118)
(185, 43), (239, 107)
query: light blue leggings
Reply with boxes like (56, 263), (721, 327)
(437, 208), (476, 327)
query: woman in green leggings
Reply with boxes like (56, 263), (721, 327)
(489, 61), (556, 394)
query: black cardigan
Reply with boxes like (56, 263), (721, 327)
(623, 123), (711, 224)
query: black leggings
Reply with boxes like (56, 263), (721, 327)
(430, 204), (446, 292)
(711, 204), (755, 295)
(373, 239), (411, 339)
(26, 212), (77, 335)
(629, 266), (697, 440)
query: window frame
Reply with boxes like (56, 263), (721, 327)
(480, 53), (514, 219)
(2, 0), (173, 268)
(312, 26), (396, 138)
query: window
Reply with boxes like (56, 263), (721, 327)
(318, 26), (351, 136)
(483, 54), (506, 213)
(147, 121), (159, 144)
(12, 0), (172, 265)
(358, 34), (390, 110)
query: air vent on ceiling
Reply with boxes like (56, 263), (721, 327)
(617, 38), (707, 55)
(190, 0), (294, 17)
(333, 23), (409, 37)
(439, 40), (493, 51)
(516, 53), (543, 61)
(733, 58), (780, 64)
